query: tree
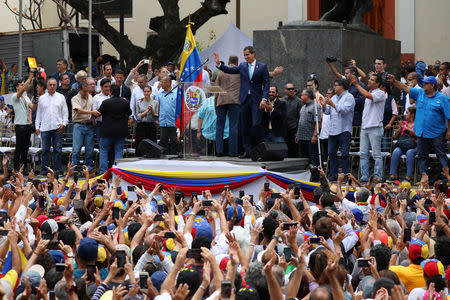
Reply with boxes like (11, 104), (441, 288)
(60, 0), (231, 68)
(4, 0), (77, 29)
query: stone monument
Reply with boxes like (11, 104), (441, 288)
(254, 11), (401, 92)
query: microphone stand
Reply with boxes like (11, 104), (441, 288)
(165, 58), (209, 96)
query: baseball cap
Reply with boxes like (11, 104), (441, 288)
(369, 229), (389, 247)
(421, 259), (445, 278)
(351, 208), (365, 224)
(36, 215), (49, 228)
(41, 219), (58, 239)
(409, 238), (429, 260)
(227, 205), (243, 221)
(150, 270), (167, 291)
(236, 283), (260, 300)
(176, 264), (200, 294)
(49, 250), (65, 263)
(20, 270), (42, 288)
(77, 237), (98, 261)
(192, 221), (213, 242)
(423, 76), (437, 86)
(97, 246), (106, 263)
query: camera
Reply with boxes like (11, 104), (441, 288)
(326, 56), (337, 63)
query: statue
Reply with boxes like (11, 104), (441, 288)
(320, 0), (373, 25)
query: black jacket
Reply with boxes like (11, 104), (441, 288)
(119, 84), (131, 101)
(262, 98), (287, 137)
(98, 96), (132, 139)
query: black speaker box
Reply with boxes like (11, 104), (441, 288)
(249, 142), (288, 162)
(137, 139), (164, 158)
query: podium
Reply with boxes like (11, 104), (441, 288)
(180, 82), (226, 158)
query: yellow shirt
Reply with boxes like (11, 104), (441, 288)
(389, 263), (425, 294)
(1, 269), (18, 289)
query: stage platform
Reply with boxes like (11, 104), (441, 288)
(115, 156), (310, 174)
(103, 157), (318, 201)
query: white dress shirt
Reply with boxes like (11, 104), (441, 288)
(35, 91), (68, 132)
(130, 87), (144, 120)
(95, 76), (116, 92)
(92, 92), (110, 122)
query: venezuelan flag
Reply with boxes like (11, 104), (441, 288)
(175, 24), (203, 134)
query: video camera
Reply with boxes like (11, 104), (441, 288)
(326, 56), (337, 63)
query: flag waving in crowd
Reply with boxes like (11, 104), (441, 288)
(175, 23), (203, 134)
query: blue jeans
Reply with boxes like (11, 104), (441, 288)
(41, 129), (62, 174)
(390, 146), (418, 178)
(360, 127), (384, 180)
(99, 137), (125, 174)
(328, 131), (351, 178)
(72, 123), (95, 171)
(265, 132), (285, 143)
(216, 104), (240, 155)
(417, 132), (448, 175)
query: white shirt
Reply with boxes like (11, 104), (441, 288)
(319, 113), (331, 139)
(361, 88), (387, 129)
(35, 91), (68, 132)
(130, 87), (144, 120)
(202, 69), (210, 86)
(95, 76), (116, 92)
(92, 92), (110, 122)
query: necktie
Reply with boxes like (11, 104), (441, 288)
(248, 63), (253, 79)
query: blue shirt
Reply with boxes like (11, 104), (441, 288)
(411, 88), (450, 138)
(198, 97), (229, 140)
(157, 89), (177, 127)
(323, 90), (355, 136)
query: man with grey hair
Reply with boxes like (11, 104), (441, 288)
(72, 70), (87, 90)
(336, 173), (371, 218)
(35, 78), (68, 175)
(129, 74), (148, 126)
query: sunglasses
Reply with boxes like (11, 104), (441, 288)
(285, 88), (295, 91)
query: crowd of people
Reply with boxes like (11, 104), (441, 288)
(0, 157), (448, 299)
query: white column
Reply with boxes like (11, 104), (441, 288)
(398, 0), (414, 54)
(288, 0), (303, 22)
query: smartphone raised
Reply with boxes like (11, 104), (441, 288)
(234, 198), (243, 205)
(112, 207), (120, 220)
(403, 228), (412, 243)
(187, 248), (202, 259)
(164, 232), (176, 239)
(221, 280), (232, 299)
(239, 190), (245, 198)
(154, 214), (164, 221)
(224, 185), (230, 191)
(55, 263), (65, 272)
(202, 200), (213, 207)
(283, 222), (297, 231)
(175, 191), (182, 204)
(294, 185), (300, 196)
(127, 186), (135, 192)
(140, 272), (149, 289)
(283, 247), (292, 262)
(309, 237), (321, 244)
(87, 264), (96, 281)
(116, 187), (122, 195)
(429, 211), (436, 224)
(357, 258), (371, 268)
(99, 225), (108, 235)
(264, 182), (270, 192)
(116, 251), (126, 268)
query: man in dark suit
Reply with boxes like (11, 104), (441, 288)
(213, 46), (270, 158)
(93, 84), (132, 174)
(262, 86), (287, 142)
(114, 70), (131, 101)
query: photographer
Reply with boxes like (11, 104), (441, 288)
(11, 70), (38, 172)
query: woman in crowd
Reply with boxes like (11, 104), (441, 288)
(389, 106), (417, 182)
